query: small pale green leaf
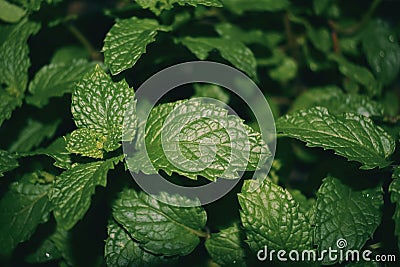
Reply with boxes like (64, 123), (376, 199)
(269, 57), (298, 83)
(277, 107), (395, 169)
(0, 0), (26, 23)
(389, 166), (400, 250)
(135, 0), (222, 15)
(215, 23), (283, 48)
(362, 20), (400, 85)
(314, 176), (383, 263)
(113, 189), (207, 256)
(177, 37), (257, 79)
(50, 157), (121, 230)
(105, 219), (172, 267)
(71, 65), (136, 151)
(238, 178), (312, 252)
(205, 223), (247, 267)
(102, 17), (170, 75)
(136, 99), (270, 181)
(9, 119), (60, 153)
(66, 128), (105, 159)
(222, 0), (289, 14)
(27, 59), (97, 107)
(0, 150), (19, 177)
(329, 54), (382, 96)
(0, 174), (52, 255)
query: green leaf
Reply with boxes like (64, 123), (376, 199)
(50, 157), (121, 230)
(314, 176), (383, 263)
(277, 107), (395, 169)
(313, 0), (331, 15)
(0, 149), (19, 177)
(193, 83), (229, 104)
(177, 37), (257, 80)
(215, 23), (283, 48)
(66, 128), (105, 159)
(0, 0), (26, 23)
(102, 17), (170, 75)
(71, 65), (137, 155)
(134, 99), (270, 181)
(291, 87), (384, 117)
(0, 174), (52, 255)
(30, 137), (71, 169)
(362, 20), (400, 86)
(27, 59), (97, 107)
(51, 45), (89, 64)
(9, 119), (60, 153)
(105, 219), (172, 267)
(238, 178), (312, 252)
(0, 20), (40, 126)
(135, 0), (222, 15)
(221, 0), (289, 14)
(389, 166), (400, 250)
(329, 54), (382, 96)
(13, 0), (62, 11)
(112, 189), (207, 256)
(27, 224), (74, 265)
(205, 223), (247, 267)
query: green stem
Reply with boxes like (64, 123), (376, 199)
(328, 0), (381, 35)
(66, 24), (102, 61)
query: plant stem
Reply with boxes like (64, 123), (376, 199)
(66, 24), (102, 61)
(328, 0), (381, 35)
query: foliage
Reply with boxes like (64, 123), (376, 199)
(1, 0), (400, 266)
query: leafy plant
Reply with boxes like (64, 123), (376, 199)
(1, 0), (400, 266)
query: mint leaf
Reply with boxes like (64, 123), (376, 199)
(238, 179), (312, 252)
(102, 17), (170, 75)
(389, 166), (400, 250)
(30, 137), (71, 169)
(277, 107), (395, 169)
(193, 83), (229, 104)
(113, 189), (207, 256)
(222, 0), (289, 14)
(362, 20), (400, 86)
(51, 45), (89, 64)
(291, 87), (384, 117)
(9, 119), (60, 153)
(215, 23), (283, 48)
(0, 174), (52, 255)
(105, 219), (173, 267)
(135, 0), (222, 15)
(13, 0), (62, 11)
(177, 37), (257, 79)
(134, 99), (270, 181)
(27, 224), (73, 265)
(0, 150), (19, 177)
(66, 128), (105, 159)
(0, 20), (40, 126)
(205, 223), (247, 267)
(27, 59), (97, 107)
(50, 157), (121, 230)
(314, 176), (383, 263)
(0, 0), (26, 23)
(329, 54), (382, 96)
(70, 65), (136, 156)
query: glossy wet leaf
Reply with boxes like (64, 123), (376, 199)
(103, 17), (170, 75)
(112, 189), (207, 256)
(314, 176), (383, 264)
(277, 107), (395, 169)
